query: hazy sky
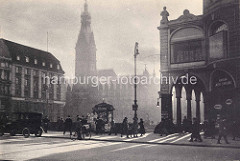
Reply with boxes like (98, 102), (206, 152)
(0, 0), (202, 77)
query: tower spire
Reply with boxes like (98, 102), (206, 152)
(84, 0), (88, 12)
(75, 0), (96, 77)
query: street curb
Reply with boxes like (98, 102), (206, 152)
(90, 138), (240, 149)
(42, 135), (240, 149)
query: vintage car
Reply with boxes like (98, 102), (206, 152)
(0, 112), (43, 138)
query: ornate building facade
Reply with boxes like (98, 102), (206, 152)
(0, 39), (66, 121)
(158, 0), (240, 124)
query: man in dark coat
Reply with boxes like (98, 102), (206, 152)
(217, 118), (229, 144)
(189, 118), (202, 142)
(108, 120), (117, 135)
(121, 117), (129, 138)
(95, 117), (101, 135)
(138, 118), (145, 136)
(63, 115), (72, 136)
(182, 116), (188, 133)
(75, 117), (82, 140)
(42, 116), (50, 133)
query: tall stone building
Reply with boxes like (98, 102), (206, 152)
(64, 1), (98, 118)
(158, 0), (240, 125)
(0, 39), (66, 121)
(75, 1), (97, 77)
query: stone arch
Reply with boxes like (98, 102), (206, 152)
(170, 26), (204, 43)
(208, 20), (229, 36)
(170, 73), (206, 124)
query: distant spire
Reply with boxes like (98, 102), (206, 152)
(143, 64), (149, 76)
(84, 0), (88, 12)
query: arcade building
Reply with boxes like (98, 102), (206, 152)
(158, 0), (240, 124)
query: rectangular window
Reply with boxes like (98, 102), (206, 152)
(171, 39), (204, 64)
(33, 77), (39, 98)
(16, 66), (22, 74)
(33, 70), (38, 77)
(25, 68), (30, 75)
(26, 57), (29, 63)
(15, 77), (21, 96)
(57, 84), (61, 100)
(1, 62), (5, 67)
(57, 64), (60, 70)
(24, 77), (30, 97)
(41, 72), (47, 99)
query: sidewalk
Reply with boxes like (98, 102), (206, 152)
(43, 131), (240, 149)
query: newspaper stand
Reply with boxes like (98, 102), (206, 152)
(92, 102), (114, 132)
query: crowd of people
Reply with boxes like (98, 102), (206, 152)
(154, 115), (240, 144)
(120, 117), (146, 138)
(41, 115), (146, 139)
(42, 113), (240, 144)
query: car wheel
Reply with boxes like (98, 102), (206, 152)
(22, 128), (30, 138)
(35, 128), (43, 137)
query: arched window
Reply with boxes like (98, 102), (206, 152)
(209, 21), (228, 59)
(210, 21), (228, 36)
(170, 27), (205, 64)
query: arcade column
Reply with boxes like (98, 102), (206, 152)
(159, 92), (172, 120)
(186, 87), (192, 120)
(195, 90), (201, 122)
(175, 86), (182, 125)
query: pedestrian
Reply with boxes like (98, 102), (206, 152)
(132, 118), (138, 137)
(57, 117), (61, 131)
(138, 118), (145, 136)
(121, 117), (129, 138)
(42, 116), (50, 133)
(63, 115), (73, 136)
(75, 117), (82, 140)
(189, 118), (202, 142)
(95, 117), (101, 135)
(108, 120), (117, 135)
(217, 118), (229, 144)
(59, 118), (64, 131)
(182, 116), (188, 133)
(232, 120), (239, 140)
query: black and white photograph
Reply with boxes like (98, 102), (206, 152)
(0, 0), (240, 160)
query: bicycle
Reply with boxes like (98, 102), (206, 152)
(71, 123), (91, 140)
(82, 124), (91, 140)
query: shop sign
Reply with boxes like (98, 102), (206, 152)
(225, 99), (233, 105)
(212, 71), (234, 90)
(214, 104), (222, 110)
(215, 77), (233, 88)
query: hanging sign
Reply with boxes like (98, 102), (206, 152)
(225, 99), (233, 105)
(214, 104), (222, 110)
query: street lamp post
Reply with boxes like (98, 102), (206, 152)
(132, 42), (139, 123)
